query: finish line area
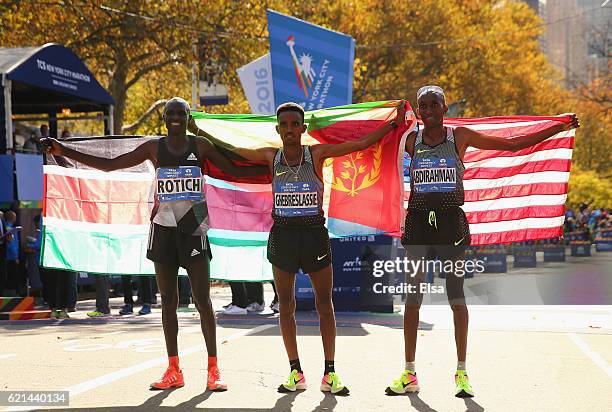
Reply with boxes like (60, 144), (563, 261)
(1, 279), (611, 412)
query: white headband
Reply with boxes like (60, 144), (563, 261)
(417, 85), (445, 101)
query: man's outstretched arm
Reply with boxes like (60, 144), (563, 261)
(312, 101), (407, 160)
(457, 114), (579, 152)
(199, 138), (271, 177)
(42, 138), (154, 172)
(188, 118), (276, 166)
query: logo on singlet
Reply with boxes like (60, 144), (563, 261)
(416, 149), (435, 154)
(187, 153), (197, 161)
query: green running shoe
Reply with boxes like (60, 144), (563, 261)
(277, 369), (307, 393)
(385, 370), (420, 395)
(320, 372), (349, 395)
(86, 310), (110, 318)
(455, 370), (474, 398)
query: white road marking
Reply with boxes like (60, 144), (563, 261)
(179, 326), (202, 334)
(3, 324), (275, 412)
(59, 339), (84, 345)
(567, 333), (612, 378)
(101, 331), (125, 337)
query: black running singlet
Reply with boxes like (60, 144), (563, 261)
(408, 127), (465, 210)
(152, 136), (209, 235)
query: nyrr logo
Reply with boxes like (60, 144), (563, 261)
(342, 256), (372, 272)
(343, 256), (361, 268)
(286, 35), (315, 98)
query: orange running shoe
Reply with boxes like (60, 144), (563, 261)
(150, 366), (184, 390)
(207, 365), (228, 391)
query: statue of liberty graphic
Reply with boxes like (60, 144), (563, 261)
(286, 36), (316, 97)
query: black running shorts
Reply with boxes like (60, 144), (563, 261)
(146, 223), (212, 268)
(401, 207), (470, 305)
(401, 207), (471, 257)
(267, 224), (332, 273)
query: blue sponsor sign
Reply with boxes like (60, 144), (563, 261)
(595, 229), (612, 252)
(267, 10), (355, 110)
(403, 154), (411, 184)
(295, 269), (315, 310)
(513, 242), (537, 268)
(15, 154), (43, 201)
(295, 235), (394, 312)
(475, 245), (507, 273)
(156, 167), (203, 202)
(542, 238), (566, 262)
(568, 231), (591, 256)
(0, 155), (14, 202)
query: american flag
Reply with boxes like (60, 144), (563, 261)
(404, 116), (574, 245)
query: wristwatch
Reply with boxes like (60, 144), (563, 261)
(389, 120), (398, 129)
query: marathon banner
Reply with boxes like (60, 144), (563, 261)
(267, 10), (355, 110)
(236, 54), (275, 115)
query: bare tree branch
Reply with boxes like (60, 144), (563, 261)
(125, 58), (181, 90)
(121, 99), (167, 133)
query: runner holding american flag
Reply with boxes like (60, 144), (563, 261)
(386, 86), (579, 398)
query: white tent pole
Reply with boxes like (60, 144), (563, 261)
(108, 105), (114, 135)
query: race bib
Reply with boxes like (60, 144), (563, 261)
(156, 166), (204, 202)
(274, 181), (319, 217)
(412, 158), (457, 193)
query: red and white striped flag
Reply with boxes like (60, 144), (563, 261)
(405, 115), (574, 245)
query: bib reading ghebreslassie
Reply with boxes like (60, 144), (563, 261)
(271, 146), (325, 222)
(273, 181), (319, 217)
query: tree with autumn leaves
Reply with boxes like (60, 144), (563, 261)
(0, 0), (609, 206)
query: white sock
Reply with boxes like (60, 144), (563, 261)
(457, 361), (466, 371)
(405, 361), (416, 372)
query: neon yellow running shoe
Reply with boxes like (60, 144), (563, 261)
(86, 310), (110, 318)
(277, 369), (307, 393)
(455, 370), (474, 398)
(320, 372), (349, 395)
(385, 370), (420, 395)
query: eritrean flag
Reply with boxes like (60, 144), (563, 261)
(42, 101), (414, 280)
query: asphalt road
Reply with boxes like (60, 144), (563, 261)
(1, 252), (611, 411)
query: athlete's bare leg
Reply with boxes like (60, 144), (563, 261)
(185, 258), (217, 357)
(154, 262), (180, 357)
(308, 264), (336, 361)
(273, 266), (298, 360)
